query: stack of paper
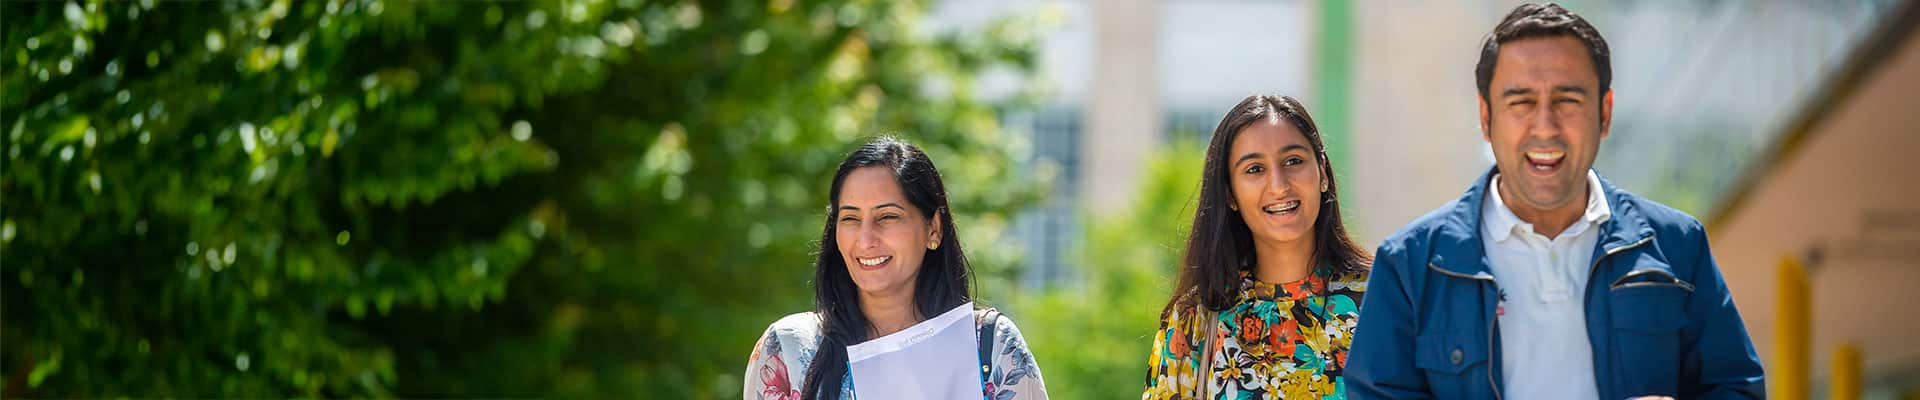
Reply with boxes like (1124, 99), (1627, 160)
(846, 302), (982, 400)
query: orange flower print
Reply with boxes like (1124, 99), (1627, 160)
(1288, 276), (1323, 300)
(1238, 314), (1266, 345)
(1169, 324), (1191, 356)
(1268, 322), (1285, 348)
(1272, 318), (1299, 357)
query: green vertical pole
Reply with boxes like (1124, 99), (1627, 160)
(1314, 0), (1355, 224)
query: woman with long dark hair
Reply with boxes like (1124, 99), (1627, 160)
(1143, 95), (1372, 399)
(744, 137), (1047, 400)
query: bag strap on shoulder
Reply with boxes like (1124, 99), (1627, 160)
(977, 307), (1002, 393)
(1194, 305), (1217, 399)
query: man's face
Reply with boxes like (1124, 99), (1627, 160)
(1480, 36), (1613, 214)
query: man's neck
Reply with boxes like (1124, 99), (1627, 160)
(1496, 176), (1588, 240)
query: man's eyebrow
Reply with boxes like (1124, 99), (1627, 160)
(1551, 85), (1590, 95)
(1500, 87), (1535, 98)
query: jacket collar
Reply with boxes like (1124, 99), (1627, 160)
(1429, 167), (1655, 278)
(1483, 170), (1612, 243)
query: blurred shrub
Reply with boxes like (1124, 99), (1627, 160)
(1008, 139), (1204, 399)
(1, 0), (1041, 397)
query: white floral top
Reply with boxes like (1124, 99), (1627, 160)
(745, 311), (1048, 400)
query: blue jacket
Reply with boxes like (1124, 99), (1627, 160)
(1347, 168), (1764, 400)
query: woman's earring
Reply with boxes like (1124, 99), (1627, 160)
(1228, 204), (1238, 211)
(928, 241), (939, 250)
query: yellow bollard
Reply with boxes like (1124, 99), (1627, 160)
(1773, 257), (1809, 400)
(1832, 343), (1861, 400)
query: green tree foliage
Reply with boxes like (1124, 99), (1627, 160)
(1009, 139), (1204, 399)
(2, 0), (1042, 397)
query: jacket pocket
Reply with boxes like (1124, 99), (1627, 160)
(1415, 332), (1489, 398)
(1609, 279), (1691, 397)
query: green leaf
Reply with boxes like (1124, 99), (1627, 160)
(27, 350), (62, 388)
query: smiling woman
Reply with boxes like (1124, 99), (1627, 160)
(743, 137), (1048, 400)
(1144, 95), (1372, 400)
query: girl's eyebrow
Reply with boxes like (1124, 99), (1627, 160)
(837, 203), (904, 212)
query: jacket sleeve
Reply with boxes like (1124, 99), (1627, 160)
(1346, 240), (1436, 400)
(1678, 221), (1766, 399)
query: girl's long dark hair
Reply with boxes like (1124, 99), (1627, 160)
(802, 136), (972, 400)
(1161, 95), (1372, 322)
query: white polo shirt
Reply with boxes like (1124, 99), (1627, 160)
(1481, 169), (1610, 400)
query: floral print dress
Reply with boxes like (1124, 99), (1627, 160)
(1144, 268), (1366, 400)
(745, 310), (1047, 400)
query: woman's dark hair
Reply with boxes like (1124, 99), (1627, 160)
(1161, 95), (1372, 321)
(802, 136), (972, 400)
(1474, 3), (1611, 107)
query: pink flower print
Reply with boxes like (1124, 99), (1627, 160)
(758, 352), (802, 400)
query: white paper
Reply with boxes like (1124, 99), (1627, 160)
(846, 302), (981, 400)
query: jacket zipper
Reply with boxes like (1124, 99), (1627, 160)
(1609, 268), (1695, 292)
(1428, 232), (1654, 400)
(1609, 281), (1693, 291)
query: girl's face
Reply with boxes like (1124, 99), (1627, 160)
(1227, 117), (1324, 250)
(834, 167), (940, 300)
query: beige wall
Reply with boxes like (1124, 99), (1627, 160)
(1347, 2), (1507, 245)
(1084, 0), (1160, 214)
(1711, 25), (1920, 387)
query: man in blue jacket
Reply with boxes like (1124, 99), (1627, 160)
(1346, 3), (1766, 400)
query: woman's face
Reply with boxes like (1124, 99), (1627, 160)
(834, 166), (940, 300)
(1227, 117), (1324, 249)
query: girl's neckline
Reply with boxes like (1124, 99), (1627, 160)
(1239, 267), (1327, 301)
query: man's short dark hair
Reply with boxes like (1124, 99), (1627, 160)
(1475, 3), (1611, 105)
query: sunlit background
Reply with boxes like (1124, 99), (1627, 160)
(5, 0), (1918, 398)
